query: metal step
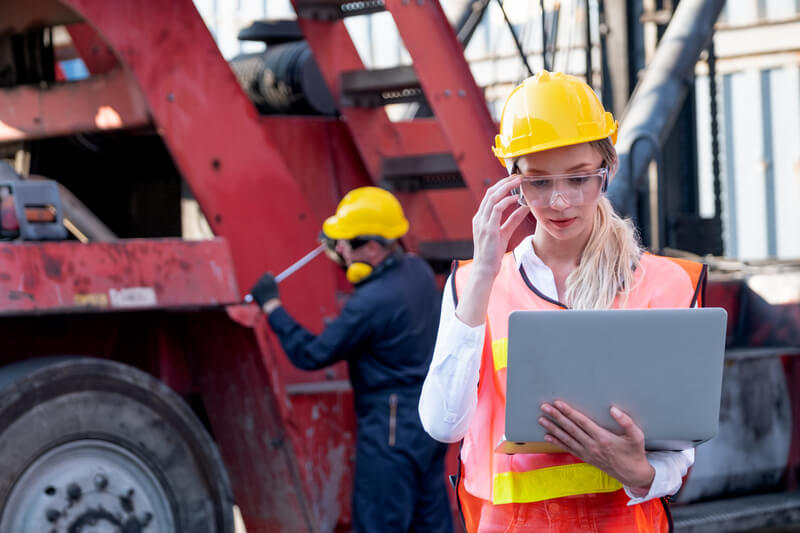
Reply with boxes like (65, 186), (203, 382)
(417, 240), (474, 273)
(381, 153), (465, 192)
(672, 492), (800, 533)
(237, 20), (305, 45)
(295, 0), (385, 21)
(340, 66), (425, 107)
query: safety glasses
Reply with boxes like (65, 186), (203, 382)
(517, 168), (608, 208)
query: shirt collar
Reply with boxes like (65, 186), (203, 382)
(512, 235), (546, 270)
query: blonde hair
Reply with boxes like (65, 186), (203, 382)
(566, 139), (641, 309)
(509, 138), (642, 310)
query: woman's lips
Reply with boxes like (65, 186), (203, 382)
(549, 217), (577, 228)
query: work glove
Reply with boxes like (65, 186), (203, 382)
(249, 273), (279, 307)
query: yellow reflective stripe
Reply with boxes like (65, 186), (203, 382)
(492, 463), (623, 504)
(492, 338), (508, 371)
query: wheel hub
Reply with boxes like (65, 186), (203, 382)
(1, 439), (175, 532)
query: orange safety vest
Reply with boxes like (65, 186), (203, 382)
(451, 251), (707, 533)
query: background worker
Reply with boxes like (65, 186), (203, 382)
(419, 71), (705, 532)
(250, 186), (453, 533)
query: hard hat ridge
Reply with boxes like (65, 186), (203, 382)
(492, 70), (618, 163)
(322, 186), (409, 241)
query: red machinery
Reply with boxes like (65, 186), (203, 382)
(0, 0), (799, 532)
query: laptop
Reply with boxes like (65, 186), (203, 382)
(497, 308), (727, 454)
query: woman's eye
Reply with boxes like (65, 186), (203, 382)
(567, 176), (590, 186)
(529, 179), (552, 189)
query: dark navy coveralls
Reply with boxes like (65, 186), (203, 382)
(267, 252), (453, 533)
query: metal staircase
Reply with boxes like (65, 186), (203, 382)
(289, 0), (516, 267)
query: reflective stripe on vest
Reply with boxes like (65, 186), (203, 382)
(493, 462), (623, 504)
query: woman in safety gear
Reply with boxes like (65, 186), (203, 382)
(250, 186), (453, 533)
(418, 71), (706, 533)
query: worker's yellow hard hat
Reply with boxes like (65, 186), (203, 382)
(492, 71), (618, 162)
(322, 186), (409, 240)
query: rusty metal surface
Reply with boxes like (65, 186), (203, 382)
(291, 1), (475, 245)
(0, 0), (82, 34)
(184, 313), (319, 533)
(0, 68), (150, 142)
(55, 1), (350, 530)
(0, 239), (239, 313)
(66, 23), (119, 74)
(383, 0), (501, 197)
(707, 277), (800, 349)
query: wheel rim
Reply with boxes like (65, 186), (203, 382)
(1, 439), (176, 532)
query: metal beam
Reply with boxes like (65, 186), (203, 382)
(67, 22), (119, 74)
(608, 0), (726, 219)
(0, 68), (149, 142)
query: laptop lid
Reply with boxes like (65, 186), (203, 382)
(499, 308), (727, 454)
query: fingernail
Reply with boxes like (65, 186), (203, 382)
(610, 407), (622, 417)
(538, 417), (548, 426)
(540, 404), (551, 413)
(554, 401), (565, 409)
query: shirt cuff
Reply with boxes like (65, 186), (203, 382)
(449, 313), (486, 339)
(624, 459), (665, 505)
(623, 450), (690, 505)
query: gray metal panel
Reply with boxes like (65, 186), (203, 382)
(727, 70), (769, 260)
(770, 65), (800, 258)
(695, 75), (716, 219)
(503, 308), (727, 451)
(722, 74), (739, 257)
(673, 491), (800, 532)
(760, 70), (778, 257)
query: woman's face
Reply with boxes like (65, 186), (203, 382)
(516, 143), (605, 243)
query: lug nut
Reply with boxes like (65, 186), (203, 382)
(66, 483), (82, 502)
(94, 474), (108, 491)
(120, 488), (135, 513)
(45, 508), (60, 522)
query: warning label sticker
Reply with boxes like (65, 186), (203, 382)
(109, 287), (158, 308)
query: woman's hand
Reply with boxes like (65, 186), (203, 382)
(455, 175), (530, 327)
(470, 175), (529, 279)
(538, 401), (655, 491)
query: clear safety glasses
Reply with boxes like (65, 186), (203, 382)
(517, 168), (608, 208)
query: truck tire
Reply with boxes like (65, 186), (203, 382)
(0, 357), (235, 533)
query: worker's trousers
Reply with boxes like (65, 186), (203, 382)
(353, 388), (453, 533)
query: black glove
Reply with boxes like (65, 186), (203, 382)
(249, 272), (279, 307)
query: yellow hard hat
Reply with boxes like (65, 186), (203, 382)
(322, 186), (409, 240)
(492, 71), (618, 162)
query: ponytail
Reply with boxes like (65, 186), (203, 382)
(563, 138), (642, 309)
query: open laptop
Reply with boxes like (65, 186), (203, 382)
(497, 308), (727, 454)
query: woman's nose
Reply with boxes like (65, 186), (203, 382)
(549, 192), (570, 210)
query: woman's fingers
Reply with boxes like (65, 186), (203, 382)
(487, 195), (521, 227)
(610, 406), (644, 442)
(539, 416), (582, 453)
(541, 402), (594, 446)
(477, 175), (521, 221)
(500, 205), (530, 237)
(552, 401), (605, 441)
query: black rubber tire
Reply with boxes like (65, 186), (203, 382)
(0, 357), (234, 533)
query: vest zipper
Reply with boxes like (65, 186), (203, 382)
(388, 393), (398, 447)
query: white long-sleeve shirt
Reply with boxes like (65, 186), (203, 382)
(419, 235), (694, 505)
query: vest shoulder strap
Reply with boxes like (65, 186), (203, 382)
(658, 255), (709, 307)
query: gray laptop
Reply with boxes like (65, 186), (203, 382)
(498, 308), (727, 454)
